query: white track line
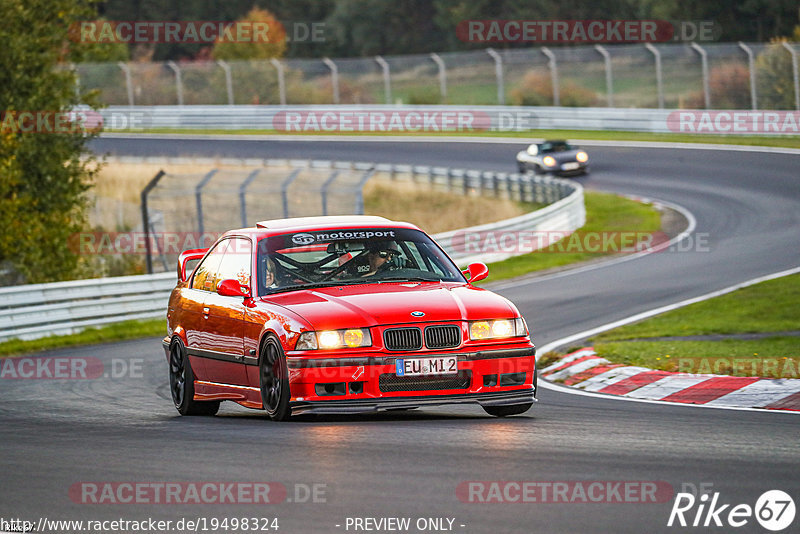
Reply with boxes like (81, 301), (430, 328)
(536, 266), (800, 415)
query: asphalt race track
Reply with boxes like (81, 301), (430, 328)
(1, 136), (798, 534)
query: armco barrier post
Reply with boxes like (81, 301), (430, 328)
(430, 53), (447, 101)
(195, 169), (218, 235)
(541, 47), (560, 106)
(323, 58), (340, 104)
(738, 42), (757, 110)
(141, 170), (165, 274)
(166, 61), (184, 106)
(486, 48), (505, 105)
(239, 169), (261, 227)
(375, 56), (392, 104)
(691, 43), (710, 109)
(118, 62), (134, 106)
(216, 60), (234, 105)
(595, 45), (614, 107)
(782, 42), (800, 111)
(645, 44), (664, 109)
(270, 59), (287, 105)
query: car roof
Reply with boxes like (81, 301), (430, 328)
(255, 215), (390, 229)
(222, 215), (421, 239)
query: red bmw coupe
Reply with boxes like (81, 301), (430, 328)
(163, 216), (536, 420)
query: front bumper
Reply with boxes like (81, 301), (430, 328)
(285, 345), (536, 415)
(291, 388), (536, 415)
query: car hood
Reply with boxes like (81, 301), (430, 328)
(546, 150), (582, 163)
(260, 282), (518, 330)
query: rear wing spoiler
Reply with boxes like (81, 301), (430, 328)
(178, 248), (209, 282)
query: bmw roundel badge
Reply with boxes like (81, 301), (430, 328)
(411, 311), (425, 317)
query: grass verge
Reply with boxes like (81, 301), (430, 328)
(480, 191), (662, 282)
(589, 274), (800, 378)
(0, 318), (165, 358)
(115, 128), (800, 150)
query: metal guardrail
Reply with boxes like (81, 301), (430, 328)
(0, 167), (583, 343)
(102, 104), (683, 133)
(0, 273), (175, 342)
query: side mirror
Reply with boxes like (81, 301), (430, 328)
(463, 262), (489, 284)
(217, 278), (251, 298)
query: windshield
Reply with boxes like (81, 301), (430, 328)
(256, 227), (465, 294)
(540, 141), (573, 153)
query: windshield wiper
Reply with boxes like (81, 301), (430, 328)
(377, 276), (441, 283)
(266, 279), (376, 294)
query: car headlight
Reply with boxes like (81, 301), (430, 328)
(469, 317), (527, 340)
(542, 156), (557, 167)
(295, 328), (372, 350)
(576, 151), (589, 163)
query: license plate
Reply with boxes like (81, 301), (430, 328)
(396, 356), (458, 377)
(562, 162), (580, 170)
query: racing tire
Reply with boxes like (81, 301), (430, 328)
(260, 337), (292, 421)
(517, 161), (527, 173)
(482, 403), (533, 417)
(169, 338), (220, 416)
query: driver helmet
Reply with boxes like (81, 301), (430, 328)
(366, 240), (400, 258)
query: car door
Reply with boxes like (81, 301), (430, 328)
(201, 237), (251, 386)
(181, 240), (227, 380)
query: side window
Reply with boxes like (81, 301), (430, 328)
(191, 241), (227, 291)
(217, 238), (252, 290)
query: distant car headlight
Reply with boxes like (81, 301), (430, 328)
(542, 156), (557, 167)
(295, 329), (372, 350)
(576, 151), (589, 163)
(469, 318), (527, 340)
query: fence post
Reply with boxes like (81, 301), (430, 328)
(486, 48), (505, 105)
(355, 168), (376, 214)
(738, 42), (757, 110)
(541, 47), (560, 106)
(281, 168), (302, 218)
(645, 44), (664, 109)
(166, 61), (184, 106)
(691, 43), (710, 109)
(594, 45), (614, 107)
(375, 55), (392, 104)
(323, 57), (340, 104)
(195, 169), (218, 235)
(783, 42), (800, 111)
(320, 170), (340, 216)
(118, 62), (134, 106)
(239, 169), (261, 227)
(216, 60), (234, 105)
(141, 170), (165, 274)
(430, 53), (447, 101)
(269, 59), (287, 105)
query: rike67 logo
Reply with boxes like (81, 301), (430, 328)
(668, 485), (795, 531)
